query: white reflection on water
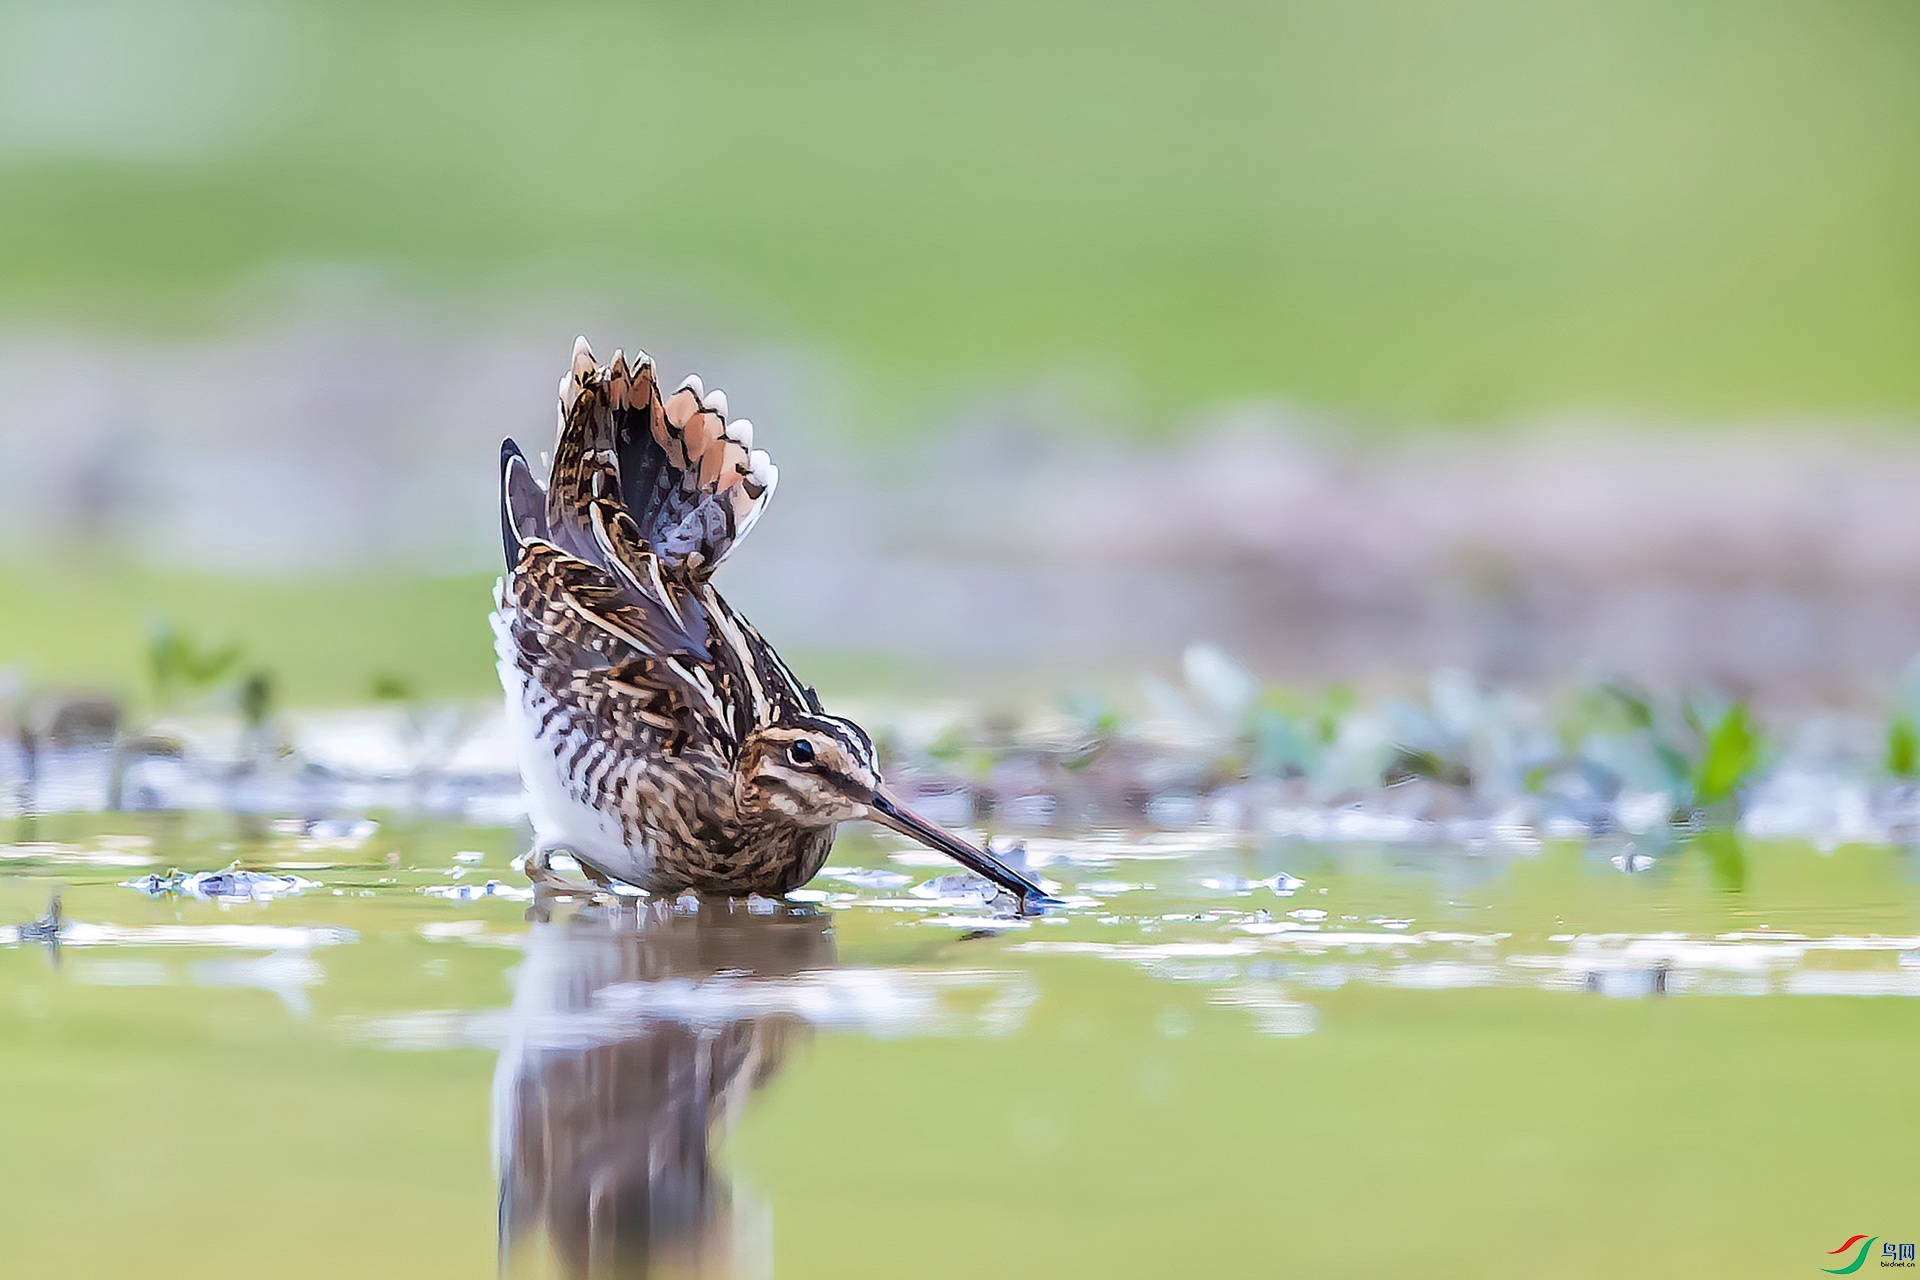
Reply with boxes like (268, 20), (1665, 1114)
(1377, 962), (1504, 989)
(1786, 971), (1920, 995)
(0, 920), (356, 950)
(816, 865), (911, 890)
(0, 840), (156, 868)
(1210, 982), (1320, 1036)
(15, 917), (344, 1016)
(422, 880), (534, 903)
(1015, 923), (1920, 1035)
(189, 952), (326, 1017)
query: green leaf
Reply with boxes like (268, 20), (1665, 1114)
(1316, 685), (1356, 744)
(1691, 828), (1747, 893)
(370, 673), (417, 703)
(239, 671), (274, 730)
(1888, 715), (1919, 779)
(1601, 682), (1655, 732)
(1691, 702), (1762, 808)
(924, 725), (965, 764)
(1385, 746), (1472, 789)
(146, 617), (242, 706)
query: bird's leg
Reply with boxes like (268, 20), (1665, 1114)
(523, 845), (608, 900)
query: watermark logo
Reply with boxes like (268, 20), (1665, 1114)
(1822, 1237), (1917, 1273)
(1825, 1237), (1878, 1275)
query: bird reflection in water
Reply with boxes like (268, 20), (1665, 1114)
(495, 897), (833, 1279)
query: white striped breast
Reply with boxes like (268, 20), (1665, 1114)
(491, 601), (651, 884)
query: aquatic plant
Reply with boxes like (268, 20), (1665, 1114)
(239, 671), (274, 733)
(1059, 691), (1126, 771)
(1549, 680), (1772, 828)
(924, 722), (1000, 783)
(1690, 702), (1763, 811)
(1886, 716), (1918, 780)
(1685, 827), (1748, 893)
(146, 617), (241, 709)
(1881, 658), (1920, 780)
(1249, 684), (1354, 779)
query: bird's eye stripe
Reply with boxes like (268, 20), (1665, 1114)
(814, 767), (862, 793)
(754, 774), (808, 800)
(759, 762), (860, 795)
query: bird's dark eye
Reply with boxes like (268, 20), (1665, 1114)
(787, 740), (816, 766)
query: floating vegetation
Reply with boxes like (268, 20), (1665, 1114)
(6, 643), (1920, 857)
(422, 880), (532, 903)
(125, 866), (318, 903)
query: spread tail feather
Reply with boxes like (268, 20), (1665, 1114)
(545, 336), (777, 579)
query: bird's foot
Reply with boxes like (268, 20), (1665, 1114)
(519, 847), (617, 904)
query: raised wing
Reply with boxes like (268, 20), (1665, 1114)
(545, 337), (776, 579)
(500, 538), (734, 753)
(499, 535), (793, 759)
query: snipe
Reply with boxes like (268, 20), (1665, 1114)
(494, 337), (1051, 904)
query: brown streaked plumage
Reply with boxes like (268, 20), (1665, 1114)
(493, 336), (1054, 903)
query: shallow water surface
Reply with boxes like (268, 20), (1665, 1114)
(1, 816), (1916, 1278)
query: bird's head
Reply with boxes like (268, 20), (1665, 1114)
(735, 714), (1055, 905)
(736, 714), (881, 828)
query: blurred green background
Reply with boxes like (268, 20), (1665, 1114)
(3, 0), (1918, 702)
(5, 0), (1917, 420)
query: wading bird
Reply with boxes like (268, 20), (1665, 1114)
(494, 337), (1052, 904)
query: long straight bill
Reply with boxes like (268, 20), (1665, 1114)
(867, 790), (1059, 908)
